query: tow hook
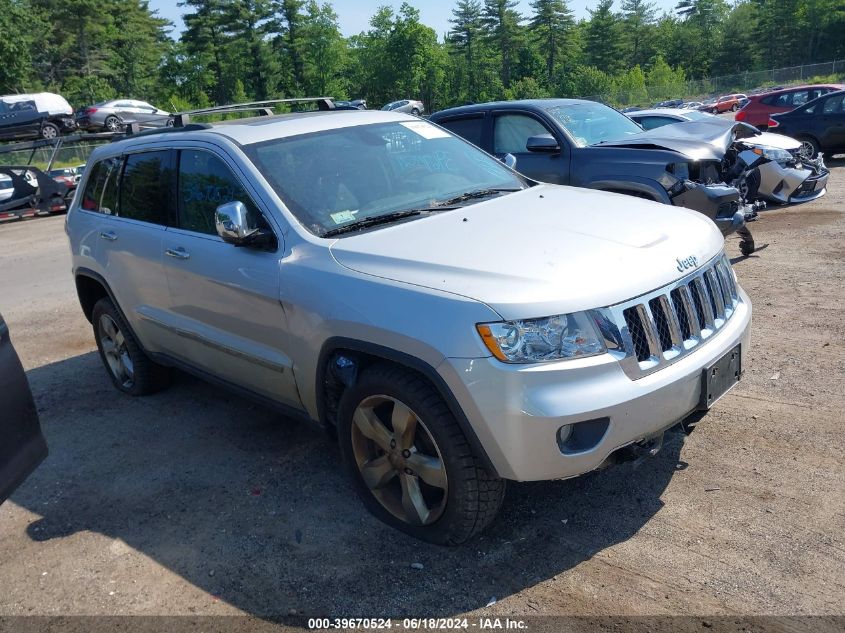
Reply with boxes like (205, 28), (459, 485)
(629, 432), (664, 468)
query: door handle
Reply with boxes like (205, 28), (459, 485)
(165, 247), (190, 260)
(99, 231), (117, 241)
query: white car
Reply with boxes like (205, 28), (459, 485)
(66, 106), (751, 544)
(628, 108), (829, 204)
(381, 99), (425, 116)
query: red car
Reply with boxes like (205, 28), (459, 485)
(735, 84), (844, 128)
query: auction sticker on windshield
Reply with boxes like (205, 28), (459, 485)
(401, 120), (450, 139)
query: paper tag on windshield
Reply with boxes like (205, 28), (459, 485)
(400, 121), (450, 139)
(330, 210), (357, 225)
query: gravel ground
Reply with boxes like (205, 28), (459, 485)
(0, 163), (843, 623)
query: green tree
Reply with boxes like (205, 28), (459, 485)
(529, 0), (576, 87)
(272, 0), (306, 93)
(481, 0), (523, 88)
(448, 0), (486, 101)
(299, 0), (348, 97)
(621, 0), (656, 68)
(583, 0), (622, 75)
(180, 0), (231, 103)
(224, 0), (276, 99)
(0, 0), (41, 93)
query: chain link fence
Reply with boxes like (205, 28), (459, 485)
(584, 59), (844, 107)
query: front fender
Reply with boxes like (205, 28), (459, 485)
(586, 177), (671, 204)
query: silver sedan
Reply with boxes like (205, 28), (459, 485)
(76, 99), (173, 132)
(381, 99), (425, 116)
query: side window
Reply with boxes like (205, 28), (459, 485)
(439, 116), (485, 147)
(80, 157), (121, 214)
(119, 151), (173, 224)
(494, 114), (553, 154)
(823, 95), (844, 114)
(791, 90), (810, 106)
(637, 116), (679, 130)
(177, 150), (265, 236)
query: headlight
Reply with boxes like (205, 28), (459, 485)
(752, 146), (793, 165)
(660, 164), (690, 195)
(476, 312), (606, 363)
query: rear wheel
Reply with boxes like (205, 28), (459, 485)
(338, 364), (505, 545)
(731, 104), (739, 112)
(104, 116), (121, 132)
(796, 136), (820, 160)
(92, 298), (170, 396)
(411, 108), (421, 116)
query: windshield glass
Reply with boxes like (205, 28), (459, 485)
(545, 102), (643, 147)
(246, 120), (525, 236)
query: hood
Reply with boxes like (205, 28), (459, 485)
(330, 185), (724, 320)
(739, 131), (801, 151)
(600, 118), (766, 160)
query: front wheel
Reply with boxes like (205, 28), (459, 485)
(338, 364), (505, 545)
(40, 123), (59, 139)
(411, 108), (420, 116)
(731, 104), (739, 112)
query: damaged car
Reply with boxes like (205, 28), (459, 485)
(628, 109), (829, 205)
(430, 99), (757, 253)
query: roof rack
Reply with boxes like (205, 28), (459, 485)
(171, 97), (336, 127)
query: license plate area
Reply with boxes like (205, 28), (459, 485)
(699, 344), (741, 409)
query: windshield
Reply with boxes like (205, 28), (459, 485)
(545, 102), (643, 147)
(245, 120), (526, 236)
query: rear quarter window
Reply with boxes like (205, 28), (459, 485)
(80, 158), (121, 215)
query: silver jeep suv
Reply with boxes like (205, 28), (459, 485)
(66, 108), (751, 544)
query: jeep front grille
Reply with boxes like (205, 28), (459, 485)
(594, 254), (740, 379)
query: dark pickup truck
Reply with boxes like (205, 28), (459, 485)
(430, 99), (755, 250)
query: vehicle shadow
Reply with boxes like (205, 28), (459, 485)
(13, 351), (686, 617)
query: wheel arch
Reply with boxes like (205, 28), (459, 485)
(316, 337), (499, 477)
(74, 268), (125, 325)
(588, 178), (670, 204)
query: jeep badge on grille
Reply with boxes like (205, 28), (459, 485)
(676, 255), (699, 272)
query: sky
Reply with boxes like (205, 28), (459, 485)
(148, 0), (680, 40)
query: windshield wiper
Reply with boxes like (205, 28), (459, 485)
(433, 188), (522, 207)
(321, 209), (442, 238)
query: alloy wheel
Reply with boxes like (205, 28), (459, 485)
(105, 117), (120, 132)
(350, 395), (448, 526)
(98, 314), (134, 389)
(798, 140), (816, 160)
(41, 126), (57, 139)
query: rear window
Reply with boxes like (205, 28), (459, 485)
(438, 116), (485, 147)
(118, 151), (174, 224)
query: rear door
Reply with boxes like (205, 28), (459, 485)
(0, 100), (43, 140)
(0, 313), (47, 505)
(91, 149), (183, 356)
(161, 146), (301, 408)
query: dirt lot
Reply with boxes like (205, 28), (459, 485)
(0, 165), (843, 624)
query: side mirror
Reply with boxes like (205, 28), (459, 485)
(502, 153), (517, 169)
(526, 134), (560, 153)
(215, 201), (259, 245)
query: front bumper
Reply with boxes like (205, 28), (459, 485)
(438, 288), (751, 482)
(757, 161), (829, 204)
(672, 182), (745, 237)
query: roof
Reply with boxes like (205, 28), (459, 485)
(107, 109), (416, 150)
(431, 98), (593, 118)
(629, 108), (699, 117)
(749, 83), (845, 100)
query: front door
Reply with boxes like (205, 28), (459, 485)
(161, 148), (300, 408)
(491, 111), (568, 184)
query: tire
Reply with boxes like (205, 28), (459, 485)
(91, 298), (170, 396)
(165, 117), (175, 127)
(40, 123), (59, 140)
(337, 363), (505, 545)
(796, 136), (820, 160)
(411, 108), (421, 116)
(731, 104), (739, 112)
(740, 239), (755, 257)
(104, 115), (121, 132)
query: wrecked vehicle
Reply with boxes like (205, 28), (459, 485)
(627, 109), (829, 205)
(430, 99), (755, 253)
